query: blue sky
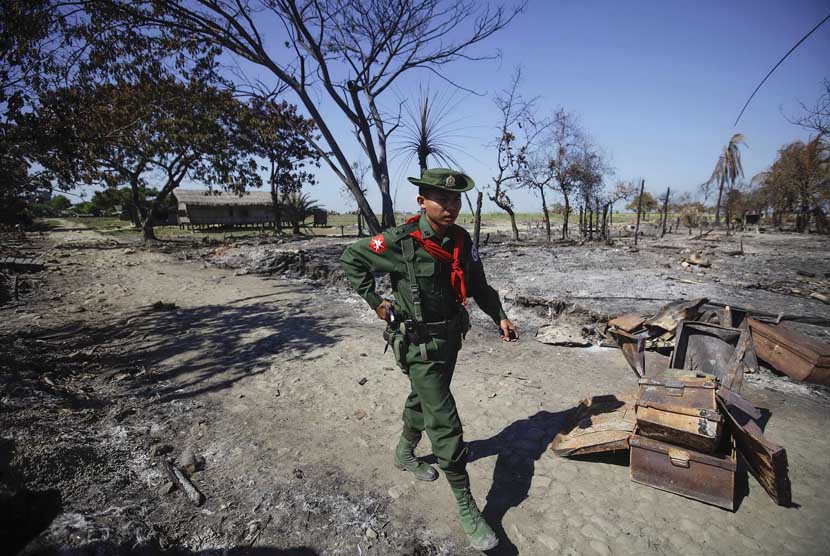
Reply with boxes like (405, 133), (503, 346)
(72, 1), (828, 215)
(301, 0), (829, 213)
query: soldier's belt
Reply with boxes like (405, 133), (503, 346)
(423, 320), (455, 336)
(402, 317), (460, 343)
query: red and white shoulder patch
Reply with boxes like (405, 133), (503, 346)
(369, 234), (387, 254)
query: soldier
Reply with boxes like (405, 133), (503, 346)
(339, 168), (519, 551)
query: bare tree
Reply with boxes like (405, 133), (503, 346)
(789, 79), (830, 138)
(487, 69), (541, 241)
(340, 160), (370, 236)
(572, 142), (609, 241)
(547, 108), (585, 239)
(112, 0), (526, 234)
(601, 180), (636, 242)
(520, 152), (555, 241)
(516, 113), (556, 240)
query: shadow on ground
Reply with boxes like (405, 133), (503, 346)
(466, 410), (569, 556)
(20, 542), (320, 556)
(24, 291), (344, 404)
(115, 292), (344, 402)
(1, 439), (63, 556)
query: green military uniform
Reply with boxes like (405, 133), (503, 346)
(339, 214), (507, 484)
(339, 169), (508, 550)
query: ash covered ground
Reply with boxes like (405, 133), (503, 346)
(2, 220), (830, 556)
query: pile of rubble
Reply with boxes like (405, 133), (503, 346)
(598, 297), (830, 386)
(202, 241), (347, 284)
(550, 297), (830, 511)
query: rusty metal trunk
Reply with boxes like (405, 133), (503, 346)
(630, 432), (736, 511)
(636, 377), (723, 453)
(669, 321), (758, 390)
(748, 318), (830, 385)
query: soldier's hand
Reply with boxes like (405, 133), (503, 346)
(499, 319), (519, 342)
(375, 300), (394, 322)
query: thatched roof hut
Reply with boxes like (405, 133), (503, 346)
(174, 189), (274, 228)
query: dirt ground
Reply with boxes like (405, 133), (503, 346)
(2, 219), (830, 556)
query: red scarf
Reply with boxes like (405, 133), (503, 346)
(406, 215), (467, 304)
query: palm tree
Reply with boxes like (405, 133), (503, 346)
(282, 192), (320, 235)
(706, 133), (746, 226)
(398, 86), (467, 176)
(397, 87), (480, 228)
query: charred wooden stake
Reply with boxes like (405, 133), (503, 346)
(163, 459), (205, 506)
(634, 179), (645, 247)
(473, 191), (483, 250)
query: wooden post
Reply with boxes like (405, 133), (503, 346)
(634, 179), (645, 247)
(660, 186), (670, 238)
(588, 208), (593, 241)
(608, 202), (613, 243)
(473, 191), (483, 250)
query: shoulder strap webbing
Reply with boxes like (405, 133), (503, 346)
(401, 236), (423, 323)
(402, 236), (428, 361)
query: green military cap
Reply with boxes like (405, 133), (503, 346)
(407, 168), (475, 192)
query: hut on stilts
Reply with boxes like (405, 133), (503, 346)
(174, 190), (276, 232)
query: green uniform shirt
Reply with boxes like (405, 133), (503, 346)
(339, 216), (508, 325)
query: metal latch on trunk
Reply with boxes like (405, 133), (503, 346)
(667, 447), (691, 468)
(664, 380), (685, 396)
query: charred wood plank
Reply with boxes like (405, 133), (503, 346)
(163, 459), (205, 506)
(609, 329), (647, 378)
(717, 389), (792, 507)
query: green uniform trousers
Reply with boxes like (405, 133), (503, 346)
(401, 331), (470, 489)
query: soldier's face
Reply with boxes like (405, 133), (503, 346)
(418, 189), (462, 230)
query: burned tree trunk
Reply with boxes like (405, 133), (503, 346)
(588, 207), (594, 241)
(506, 206), (520, 241)
(715, 175), (725, 226)
(601, 203), (609, 241)
(540, 188), (551, 242)
(561, 196), (571, 239)
(270, 189), (283, 234)
(489, 182), (520, 241)
(815, 207), (829, 234)
(474, 191), (483, 249)
(464, 192), (476, 219)
(490, 196), (519, 241)
(141, 217), (157, 241)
